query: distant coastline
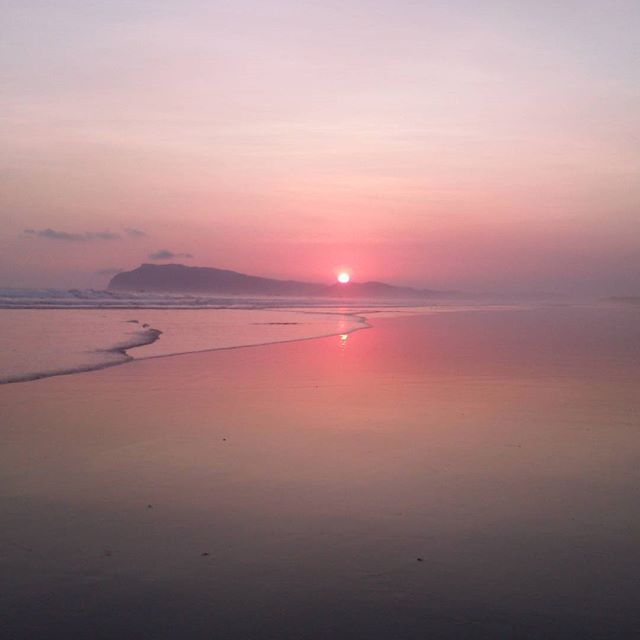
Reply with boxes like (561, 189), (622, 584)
(108, 263), (454, 299)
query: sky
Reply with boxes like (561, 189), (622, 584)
(1, 0), (639, 294)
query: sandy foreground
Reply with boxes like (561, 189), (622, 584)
(1, 307), (640, 639)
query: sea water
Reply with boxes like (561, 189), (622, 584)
(0, 288), (563, 384)
(0, 307), (367, 384)
(0, 289), (412, 384)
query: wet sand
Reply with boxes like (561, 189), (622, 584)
(1, 307), (640, 639)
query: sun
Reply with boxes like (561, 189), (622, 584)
(337, 272), (350, 284)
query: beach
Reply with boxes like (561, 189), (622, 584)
(2, 306), (640, 639)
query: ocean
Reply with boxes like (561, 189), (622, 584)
(0, 288), (450, 384)
(0, 288), (597, 385)
(0, 290), (378, 384)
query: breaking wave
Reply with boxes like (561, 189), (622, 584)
(0, 288), (419, 310)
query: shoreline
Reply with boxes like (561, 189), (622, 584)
(0, 309), (372, 386)
(0, 325), (163, 386)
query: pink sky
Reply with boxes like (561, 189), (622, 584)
(1, 1), (639, 293)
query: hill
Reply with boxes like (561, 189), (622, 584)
(108, 263), (448, 299)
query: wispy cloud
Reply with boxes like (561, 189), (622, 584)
(24, 228), (120, 241)
(23, 227), (148, 241)
(124, 227), (147, 238)
(148, 249), (193, 260)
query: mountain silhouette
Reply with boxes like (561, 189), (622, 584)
(108, 263), (450, 298)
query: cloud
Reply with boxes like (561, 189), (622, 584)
(23, 227), (148, 241)
(148, 249), (194, 260)
(96, 267), (123, 276)
(124, 227), (147, 238)
(24, 228), (120, 241)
